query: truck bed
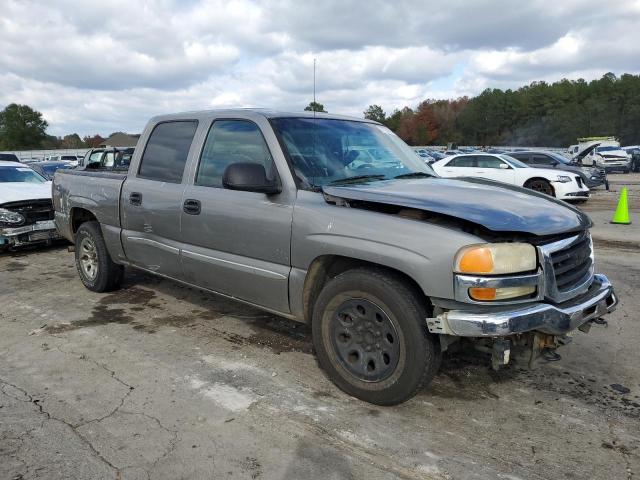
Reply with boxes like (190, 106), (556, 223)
(52, 168), (127, 248)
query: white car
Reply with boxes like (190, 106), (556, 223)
(432, 153), (590, 201)
(0, 161), (60, 249)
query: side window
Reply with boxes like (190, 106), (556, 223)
(510, 153), (530, 164)
(103, 152), (115, 168)
(476, 155), (506, 168)
(87, 151), (103, 166)
(447, 156), (475, 167)
(195, 120), (275, 188)
(532, 154), (553, 165)
(138, 121), (198, 183)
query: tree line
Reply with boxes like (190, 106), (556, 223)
(0, 103), (110, 151)
(364, 73), (640, 147)
(3, 72), (640, 151)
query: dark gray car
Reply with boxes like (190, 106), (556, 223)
(52, 109), (618, 405)
(509, 150), (607, 189)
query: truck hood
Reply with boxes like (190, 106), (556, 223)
(574, 143), (600, 162)
(323, 177), (591, 236)
(0, 182), (52, 205)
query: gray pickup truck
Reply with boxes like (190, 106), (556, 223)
(53, 109), (618, 405)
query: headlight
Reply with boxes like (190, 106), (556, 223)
(555, 175), (572, 183)
(0, 208), (25, 226)
(454, 243), (537, 275)
(455, 243), (538, 301)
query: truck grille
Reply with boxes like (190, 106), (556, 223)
(1, 199), (54, 226)
(539, 232), (594, 303)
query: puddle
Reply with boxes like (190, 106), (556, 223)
(44, 305), (135, 334)
(99, 286), (157, 306)
(3, 261), (27, 271)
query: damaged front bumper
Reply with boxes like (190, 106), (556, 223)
(428, 274), (617, 337)
(0, 220), (61, 247)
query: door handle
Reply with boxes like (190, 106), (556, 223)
(183, 199), (201, 215)
(129, 192), (142, 206)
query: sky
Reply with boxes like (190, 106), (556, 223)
(1, 0), (640, 136)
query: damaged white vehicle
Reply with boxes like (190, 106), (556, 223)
(0, 161), (60, 250)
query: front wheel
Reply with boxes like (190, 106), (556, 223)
(312, 268), (441, 405)
(525, 178), (555, 197)
(75, 221), (123, 292)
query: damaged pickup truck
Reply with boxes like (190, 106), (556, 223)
(52, 110), (618, 405)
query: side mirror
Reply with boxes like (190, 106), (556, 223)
(222, 163), (281, 194)
(499, 163), (509, 169)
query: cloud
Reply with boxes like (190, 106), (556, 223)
(1, 0), (640, 135)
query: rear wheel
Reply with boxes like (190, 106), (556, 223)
(312, 268), (440, 405)
(75, 221), (123, 292)
(525, 178), (555, 197)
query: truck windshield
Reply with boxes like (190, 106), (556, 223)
(270, 117), (435, 189)
(0, 166), (47, 183)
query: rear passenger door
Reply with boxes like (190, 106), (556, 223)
(121, 120), (199, 279)
(180, 119), (293, 313)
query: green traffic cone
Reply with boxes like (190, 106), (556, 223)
(611, 187), (631, 225)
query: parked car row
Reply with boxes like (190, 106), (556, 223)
(431, 153), (591, 201)
(0, 148), (135, 249)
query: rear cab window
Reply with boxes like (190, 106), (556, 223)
(138, 121), (198, 183)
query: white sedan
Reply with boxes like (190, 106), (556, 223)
(431, 153), (590, 201)
(0, 161), (59, 249)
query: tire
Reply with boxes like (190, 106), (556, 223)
(525, 178), (555, 197)
(312, 267), (441, 405)
(74, 221), (123, 292)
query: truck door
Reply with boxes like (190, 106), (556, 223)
(179, 119), (293, 313)
(120, 120), (199, 279)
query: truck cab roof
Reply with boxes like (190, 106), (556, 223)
(148, 108), (376, 124)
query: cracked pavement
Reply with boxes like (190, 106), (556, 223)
(1, 180), (639, 479)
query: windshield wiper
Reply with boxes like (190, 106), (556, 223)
(393, 172), (435, 179)
(327, 174), (386, 186)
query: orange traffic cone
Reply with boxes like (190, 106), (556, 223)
(611, 187), (631, 225)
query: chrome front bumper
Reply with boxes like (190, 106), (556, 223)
(428, 274), (617, 337)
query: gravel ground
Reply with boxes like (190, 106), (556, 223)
(1, 175), (638, 480)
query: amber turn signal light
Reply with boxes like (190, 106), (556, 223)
(468, 287), (497, 300)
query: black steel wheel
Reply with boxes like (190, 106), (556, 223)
(312, 267), (441, 405)
(525, 178), (555, 197)
(330, 299), (401, 382)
